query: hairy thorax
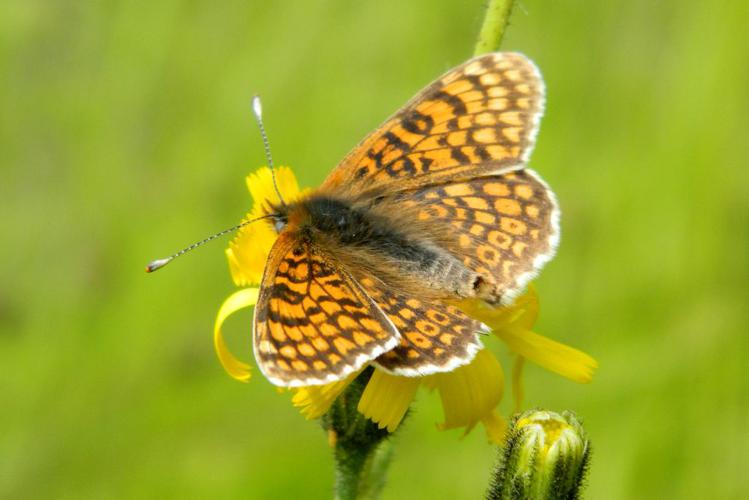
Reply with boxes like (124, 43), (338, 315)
(270, 195), (489, 302)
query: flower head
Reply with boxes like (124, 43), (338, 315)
(214, 167), (598, 442)
(225, 167), (305, 287)
(487, 410), (590, 499)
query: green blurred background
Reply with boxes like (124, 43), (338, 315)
(2, 1), (747, 498)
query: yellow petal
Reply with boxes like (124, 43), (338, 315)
(246, 166), (301, 207)
(358, 370), (421, 432)
(214, 288), (258, 382)
(227, 166), (303, 286)
(457, 285), (539, 331)
(292, 370), (360, 419)
(482, 410), (507, 444)
(428, 348), (504, 433)
(226, 223), (275, 286)
(458, 286), (597, 384)
(496, 326), (598, 383)
(506, 285), (540, 330)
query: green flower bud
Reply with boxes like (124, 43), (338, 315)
(487, 410), (590, 500)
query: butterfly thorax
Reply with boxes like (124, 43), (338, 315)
(270, 195), (482, 301)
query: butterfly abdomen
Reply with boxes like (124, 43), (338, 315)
(294, 195), (481, 299)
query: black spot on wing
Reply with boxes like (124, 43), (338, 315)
(432, 90), (467, 115)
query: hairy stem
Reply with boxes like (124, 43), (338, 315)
(324, 369), (393, 500)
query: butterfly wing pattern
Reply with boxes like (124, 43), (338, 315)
(390, 169), (559, 305)
(253, 52), (558, 385)
(357, 276), (488, 376)
(253, 233), (400, 386)
(320, 52), (544, 198)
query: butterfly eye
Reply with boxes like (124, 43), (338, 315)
(272, 215), (287, 233)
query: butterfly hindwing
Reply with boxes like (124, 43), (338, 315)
(357, 276), (486, 375)
(253, 232), (400, 387)
(320, 52), (544, 198)
(392, 169), (559, 304)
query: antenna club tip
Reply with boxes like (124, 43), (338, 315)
(252, 95), (263, 118)
(145, 257), (172, 273)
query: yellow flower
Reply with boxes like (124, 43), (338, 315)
(214, 167), (598, 443)
(225, 167), (305, 287)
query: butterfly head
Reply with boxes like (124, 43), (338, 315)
(263, 201), (289, 234)
(272, 213), (287, 233)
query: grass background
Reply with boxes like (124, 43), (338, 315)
(2, 1), (747, 498)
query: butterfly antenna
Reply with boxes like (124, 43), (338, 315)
(145, 214), (274, 273)
(251, 95), (286, 207)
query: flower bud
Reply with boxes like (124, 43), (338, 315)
(487, 410), (590, 500)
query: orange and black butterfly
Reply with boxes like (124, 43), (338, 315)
(250, 52), (559, 387)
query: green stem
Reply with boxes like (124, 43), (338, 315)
(474, 0), (516, 56)
(324, 368), (394, 500)
(334, 439), (393, 500)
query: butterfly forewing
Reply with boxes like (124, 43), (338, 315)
(320, 52), (544, 198)
(254, 232), (400, 387)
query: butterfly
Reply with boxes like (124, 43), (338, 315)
(253, 52), (558, 387)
